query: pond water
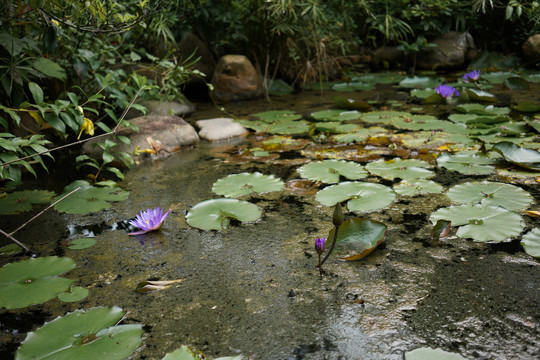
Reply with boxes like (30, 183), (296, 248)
(1, 76), (540, 359)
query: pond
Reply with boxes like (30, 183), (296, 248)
(1, 72), (539, 359)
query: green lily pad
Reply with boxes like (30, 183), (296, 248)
(353, 73), (405, 84)
(396, 131), (472, 150)
(366, 158), (434, 180)
(481, 71), (519, 84)
(235, 119), (269, 133)
(57, 286), (89, 302)
(512, 101), (540, 113)
(332, 82), (374, 92)
(314, 122), (360, 134)
(332, 127), (388, 143)
(391, 117), (466, 132)
(505, 76), (529, 90)
(405, 347), (466, 360)
(0, 190), (55, 215)
(252, 110), (302, 123)
(267, 79), (294, 96)
(212, 172), (284, 198)
(332, 96), (371, 110)
(53, 180), (130, 214)
(455, 104), (510, 116)
(68, 237), (97, 250)
(186, 198), (262, 231)
(521, 228), (540, 258)
(461, 88), (497, 102)
(0, 244), (23, 255)
(0, 256), (75, 309)
(491, 141), (540, 171)
(267, 120), (310, 135)
(297, 160), (368, 183)
(399, 76), (444, 88)
(16, 306), (143, 360)
(410, 88), (437, 99)
(393, 179), (444, 196)
(429, 204), (525, 242)
(310, 109), (362, 122)
(446, 181), (533, 210)
(361, 111), (411, 124)
(315, 182), (396, 212)
(436, 153), (496, 175)
(328, 218), (387, 260)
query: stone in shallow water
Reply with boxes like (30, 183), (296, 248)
(196, 118), (248, 141)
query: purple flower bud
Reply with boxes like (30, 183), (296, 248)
(315, 237), (326, 255)
(435, 84), (460, 99)
(462, 70), (481, 83)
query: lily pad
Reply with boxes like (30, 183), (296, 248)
(54, 180), (130, 214)
(491, 141), (540, 171)
(68, 237), (97, 250)
(361, 111), (411, 124)
(135, 279), (186, 293)
(366, 158), (434, 180)
(0, 244), (23, 255)
(0, 256), (75, 309)
(252, 110), (302, 122)
(399, 76), (444, 88)
(436, 153), (496, 175)
(297, 160), (368, 183)
(328, 218), (387, 260)
(332, 127), (388, 143)
(162, 346), (202, 360)
(429, 204), (525, 242)
(410, 88), (437, 99)
(267, 120), (310, 135)
(212, 172), (284, 198)
(332, 96), (371, 110)
(310, 109), (362, 122)
(481, 71), (519, 84)
(393, 179), (443, 196)
(405, 347), (466, 360)
(0, 190), (55, 215)
(186, 198), (262, 231)
(16, 306), (143, 360)
(332, 82), (374, 92)
(57, 286), (89, 302)
(446, 181), (533, 211)
(505, 76), (529, 90)
(521, 228), (540, 258)
(315, 182), (396, 212)
(461, 88), (497, 102)
(512, 101), (540, 113)
(455, 104), (510, 116)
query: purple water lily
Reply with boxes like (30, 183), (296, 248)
(435, 84), (460, 99)
(128, 207), (171, 235)
(463, 69), (481, 83)
(315, 237), (326, 255)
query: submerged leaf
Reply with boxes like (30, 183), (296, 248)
(135, 279), (186, 293)
(212, 172), (284, 197)
(329, 218), (387, 260)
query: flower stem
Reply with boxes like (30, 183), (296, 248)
(320, 223), (339, 267)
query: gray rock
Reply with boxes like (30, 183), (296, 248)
(196, 118), (249, 141)
(82, 115), (199, 165)
(125, 99), (196, 120)
(522, 34), (540, 65)
(417, 32), (475, 70)
(211, 55), (263, 102)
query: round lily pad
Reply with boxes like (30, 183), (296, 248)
(297, 160), (368, 183)
(399, 76), (444, 88)
(436, 153), (496, 175)
(54, 180), (130, 214)
(430, 204), (525, 242)
(329, 218), (387, 260)
(186, 198), (263, 231)
(366, 158), (434, 180)
(16, 306), (143, 360)
(405, 347), (466, 360)
(332, 127), (388, 143)
(68, 237), (97, 250)
(446, 181), (533, 210)
(252, 110), (302, 122)
(521, 228), (540, 258)
(0, 256), (75, 309)
(361, 111), (411, 124)
(57, 286), (89, 302)
(310, 109), (362, 122)
(0, 244), (23, 255)
(0, 190), (55, 215)
(266, 120), (310, 135)
(212, 172), (284, 198)
(393, 179), (444, 196)
(491, 141), (540, 171)
(315, 182), (396, 212)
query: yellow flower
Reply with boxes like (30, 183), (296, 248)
(77, 118), (94, 139)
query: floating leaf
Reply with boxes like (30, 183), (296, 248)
(332, 96), (371, 110)
(461, 88), (497, 102)
(366, 158), (434, 180)
(68, 237), (97, 250)
(212, 172), (284, 198)
(521, 228), (540, 258)
(455, 104), (510, 116)
(135, 279), (186, 293)
(0, 244), (23, 255)
(430, 204), (525, 242)
(57, 286), (89, 302)
(332, 82), (374, 92)
(481, 71), (519, 84)
(332, 126), (388, 143)
(316, 182), (396, 212)
(446, 181), (532, 210)
(393, 179), (443, 196)
(186, 199), (262, 231)
(267, 79), (294, 95)
(410, 88), (437, 99)
(53, 180), (130, 214)
(431, 220), (452, 241)
(0, 256), (75, 309)
(405, 347), (466, 360)
(16, 306), (143, 360)
(267, 120), (310, 135)
(512, 101), (540, 113)
(491, 141), (540, 171)
(297, 160), (368, 183)
(505, 76), (529, 90)
(252, 110), (302, 123)
(328, 218), (387, 260)
(436, 153), (496, 175)
(0, 190), (55, 215)
(362, 111), (411, 124)
(399, 76), (444, 88)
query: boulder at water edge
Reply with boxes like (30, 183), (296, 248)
(522, 34), (540, 65)
(81, 115), (199, 165)
(417, 32), (476, 70)
(196, 118), (249, 141)
(211, 55), (263, 102)
(125, 99), (196, 120)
